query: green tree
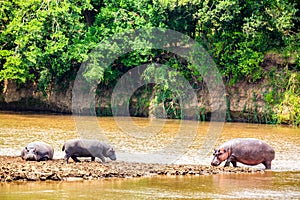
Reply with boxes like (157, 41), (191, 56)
(196, 0), (299, 84)
(0, 0), (91, 91)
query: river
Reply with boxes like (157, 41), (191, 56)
(0, 112), (299, 199)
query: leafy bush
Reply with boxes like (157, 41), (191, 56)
(275, 73), (300, 126)
(0, 0), (299, 123)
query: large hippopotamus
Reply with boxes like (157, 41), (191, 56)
(21, 141), (54, 161)
(211, 138), (275, 169)
(62, 139), (116, 163)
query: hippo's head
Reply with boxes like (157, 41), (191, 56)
(105, 147), (116, 161)
(211, 148), (229, 166)
(23, 147), (38, 161)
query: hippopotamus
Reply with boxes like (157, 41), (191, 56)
(62, 139), (116, 163)
(21, 141), (54, 161)
(211, 138), (275, 169)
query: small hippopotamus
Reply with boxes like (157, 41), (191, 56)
(211, 138), (275, 169)
(21, 141), (54, 161)
(62, 139), (116, 163)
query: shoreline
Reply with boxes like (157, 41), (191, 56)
(0, 156), (264, 182)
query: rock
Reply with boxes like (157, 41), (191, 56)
(5, 175), (12, 182)
(50, 173), (62, 181)
(26, 172), (40, 181)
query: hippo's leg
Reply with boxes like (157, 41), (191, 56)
(98, 155), (106, 163)
(91, 157), (95, 161)
(224, 160), (230, 167)
(231, 161), (237, 167)
(262, 161), (272, 169)
(71, 155), (81, 162)
(65, 154), (71, 163)
(224, 156), (236, 167)
(38, 157), (49, 161)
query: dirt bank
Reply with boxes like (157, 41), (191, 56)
(0, 156), (263, 182)
(0, 76), (272, 122)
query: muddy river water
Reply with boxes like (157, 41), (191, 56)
(0, 112), (299, 199)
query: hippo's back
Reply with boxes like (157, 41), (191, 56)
(223, 138), (275, 159)
(62, 139), (100, 155)
(222, 138), (272, 148)
(35, 141), (54, 159)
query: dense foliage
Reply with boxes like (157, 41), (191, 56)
(0, 0), (299, 124)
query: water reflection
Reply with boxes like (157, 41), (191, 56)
(0, 172), (299, 199)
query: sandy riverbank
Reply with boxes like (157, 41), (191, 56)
(0, 156), (264, 182)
